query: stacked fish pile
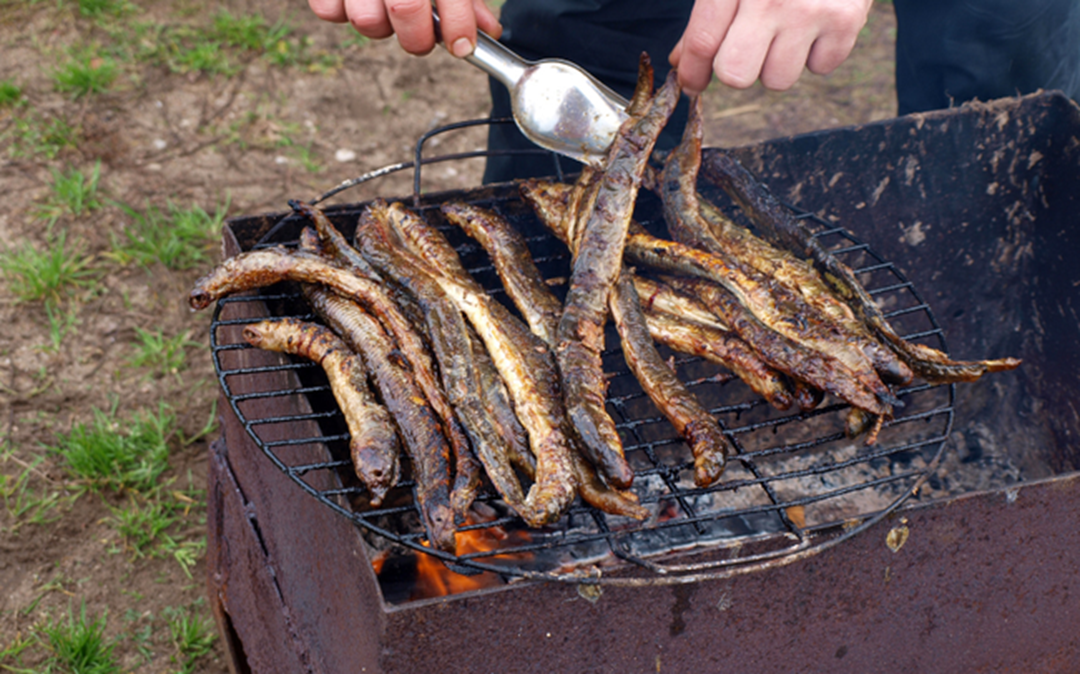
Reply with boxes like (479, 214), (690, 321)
(188, 57), (1019, 554)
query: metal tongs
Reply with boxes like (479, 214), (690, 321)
(433, 11), (630, 165)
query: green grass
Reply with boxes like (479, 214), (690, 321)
(169, 536), (206, 578)
(339, 33), (371, 50)
(212, 10), (336, 69)
(35, 161), (103, 226)
(0, 231), (99, 306)
(39, 602), (121, 674)
(0, 79), (24, 107)
(167, 37), (236, 76)
(109, 496), (177, 556)
(40, 302), (81, 353)
(76, 0), (132, 18)
(110, 198), (227, 270)
(123, 10), (337, 76)
(286, 140), (323, 173)
(47, 403), (175, 494)
(108, 481), (207, 577)
(4, 112), (80, 160)
(130, 13), (265, 76)
(172, 37), (235, 76)
(122, 608), (155, 663)
(0, 455), (71, 533)
(164, 603), (217, 674)
(56, 3), (345, 78)
(212, 9), (290, 52)
(0, 632), (34, 669)
(53, 50), (118, 98)
(126, 327), (200, 379)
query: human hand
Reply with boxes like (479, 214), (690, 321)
(669, 0), (872, 94)
(307, 0), (502, 58)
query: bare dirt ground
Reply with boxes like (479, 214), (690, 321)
(0, 0), (897, 670)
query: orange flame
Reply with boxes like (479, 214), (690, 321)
(370, 549), (391, 576)
(409, 516), (532, 600)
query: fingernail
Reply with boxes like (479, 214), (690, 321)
(451, 37), (474, 58)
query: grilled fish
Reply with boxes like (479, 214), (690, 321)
(442, 202), (563, 349)
(701, 151), (1022, 384)
(440, 202), (654, 514)
(522, 179), (797, 412)
(356, 205), (526, 512)
(294, 203), (482, 516)
(242, 318), (401, 508)
(375, 200), (578, 528)
(446, 195), (730, 487)
(660, 98), (913, 387)
(555, 69), (681, 489)
(660, 274), (890, 418)
(610, 271), (731, 486)
(630, 274), (729, 333)
(642, 307), (796, 411)
(468, 325), (536, 478)
(299, 286), (457, 550)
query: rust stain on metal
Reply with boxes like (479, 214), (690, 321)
(669, 584), (696, 636)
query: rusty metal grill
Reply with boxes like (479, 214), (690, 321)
(209, 120), (953, 587)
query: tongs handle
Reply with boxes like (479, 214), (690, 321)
(431, 6), (629, 165)
(431, 10), (527, 91)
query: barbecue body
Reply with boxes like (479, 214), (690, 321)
(189, 62), (1020, 555)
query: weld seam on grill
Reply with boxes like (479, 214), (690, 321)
(263, 434), (349, 449)
(829, 242), (872, 255)
(246, 412), (341, 427)
(884, 303), (932, 319)
(289, 460), (352, 475)
(220, 362), (316, 376)
(233, 385), (331, 402)
(900, 328), (947, 341)
(869, 281), (915, 295)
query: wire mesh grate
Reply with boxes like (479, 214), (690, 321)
(209, 120), (952, 586)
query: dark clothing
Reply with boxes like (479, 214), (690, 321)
(894, 0), (1080, 115)
(482, 0), (1080, 182)
(482, 0), (694, 183)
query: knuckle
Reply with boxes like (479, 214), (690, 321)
(312, 7), (343, 21)
(679, 72), (709, 95)
(308, 0), (342, 20)
(715, 49), (758, 89)
(351, 13), (389, 36)
(386, 0), (427, 19)
(760, 72), (795, 91)
(438, 0), (474, 21)
(807, 43), (847, 75)
(682, 29), (722, 60)
(716, 67), (755, 90)
(828, 1), (868, 31)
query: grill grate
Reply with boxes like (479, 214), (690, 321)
(210, 121), (953, 586)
